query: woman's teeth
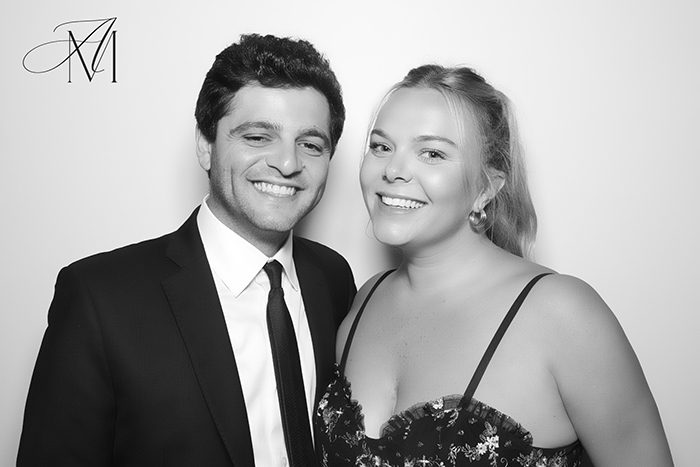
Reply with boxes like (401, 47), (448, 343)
(380, 195), (425, 209)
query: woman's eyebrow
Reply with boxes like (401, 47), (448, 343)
(370, 128), (390, 139)
(413, 135), (458, 147)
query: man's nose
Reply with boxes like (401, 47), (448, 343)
(266, 143), (302, 176)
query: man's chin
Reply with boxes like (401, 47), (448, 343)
(252, 214), (305, 235)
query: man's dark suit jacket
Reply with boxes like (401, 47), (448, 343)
(17, 209), (356, 466)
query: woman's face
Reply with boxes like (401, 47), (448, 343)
(360, 87), (483, 250)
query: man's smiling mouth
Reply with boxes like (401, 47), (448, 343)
(253, 181), (298, 197)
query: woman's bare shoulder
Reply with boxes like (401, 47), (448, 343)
(523, 275), (672, 464)
(524, 273), (619, 333)
(520, 272), (641, 392)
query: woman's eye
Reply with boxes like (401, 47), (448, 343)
(419, 149), (446, 163)
(369, 142), (391, 155)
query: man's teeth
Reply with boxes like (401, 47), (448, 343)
(381, 195), (425, 209)
(254, 182), (297, 196)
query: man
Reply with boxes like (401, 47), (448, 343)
(18, 34), (356, 467)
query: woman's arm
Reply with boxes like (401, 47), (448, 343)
(543, 274), (673, 466)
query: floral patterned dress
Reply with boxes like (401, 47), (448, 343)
(314, 272), (585, 467)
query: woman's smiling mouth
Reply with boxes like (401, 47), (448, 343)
(379, 194), (426, 209)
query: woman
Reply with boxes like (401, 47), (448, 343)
(314, 65), (673, 466)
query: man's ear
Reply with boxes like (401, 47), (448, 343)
(195, 126), (213, 172)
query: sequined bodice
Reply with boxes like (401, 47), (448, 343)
(314, 272), (585, 467)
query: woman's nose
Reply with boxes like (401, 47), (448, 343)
(383, 152), (411, 183)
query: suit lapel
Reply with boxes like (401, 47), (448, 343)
(294, 240), (337, 405)
(161, 210), (254, 466)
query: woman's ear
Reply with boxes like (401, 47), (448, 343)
(472, 169), (505, 212)
(486, 169), (506, 199)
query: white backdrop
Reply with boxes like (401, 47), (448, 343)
(1, 1), (698, 465)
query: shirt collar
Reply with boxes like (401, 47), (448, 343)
(196, 197), (299, 297)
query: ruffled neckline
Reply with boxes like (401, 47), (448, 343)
(329, 364), (581, 453)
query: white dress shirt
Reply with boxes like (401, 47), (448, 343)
(197, 199), (316, 467)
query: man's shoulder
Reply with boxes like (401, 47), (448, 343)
(72, 233), (169, 268)
(64, 227), (183, 284)
(293, 236), (356, 314)
(293, 236), (355, 285)
(293, 236), (349, 269)
(65, 210), (198, 279)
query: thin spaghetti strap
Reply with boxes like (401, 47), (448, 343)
(339, 269), (395, 374)
(461, 273), (552, 404)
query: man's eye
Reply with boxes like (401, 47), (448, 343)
(242, 134), (271, 145)
(299, 141), (325, 156)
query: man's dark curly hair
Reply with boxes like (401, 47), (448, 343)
(195, 34), (345, 153)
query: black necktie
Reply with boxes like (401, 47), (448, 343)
(263, 260), (316, 466)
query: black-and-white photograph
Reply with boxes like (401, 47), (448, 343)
(2, 1), (697, 466)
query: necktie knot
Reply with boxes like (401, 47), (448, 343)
(263, 260), (283, 290)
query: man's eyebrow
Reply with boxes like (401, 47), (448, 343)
(299, 127), (331, 149)
(228, 121), (282, 136)
(413, 135), (458, 147)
